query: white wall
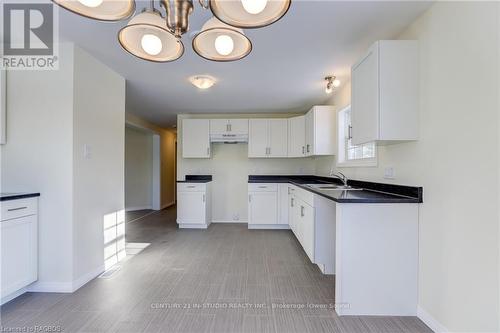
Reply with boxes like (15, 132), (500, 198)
(177, 114), (315, 222)
(326, 2), (499, 331)
(72, 46), (125, 285)
(125, 126), (153, 210)
(1, 44), (75, 287)
(1, 43), (125, 291)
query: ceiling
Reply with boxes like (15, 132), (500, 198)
(58, 0), (432, 127)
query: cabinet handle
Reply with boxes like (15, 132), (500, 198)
(302, 146), (305, 154)
(7, 206), (27, 212)
(207, 147), (210, 156)
(348, 125), (353, 140)
(301, 206), (305, 217)
(229, 124), (232, 132)
(258, 186), (267, 189)
(203, 194), (206, 202)
(226, 124), (230, 132)
(291, 198), (294, 207)
(187, 185), (196, 188)
(306, 144), (310, 153)
(249, 195), (252, 203)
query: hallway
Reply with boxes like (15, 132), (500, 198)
(0, 207), (431, 332)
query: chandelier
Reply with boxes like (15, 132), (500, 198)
(53, 0), (291, 62)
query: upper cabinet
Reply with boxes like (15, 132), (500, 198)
(248, 119), (288, 158)
(210, 119), (249, 136)
(305, 106), (337, 156)
(351, 40), (419, 145)
(182, 119), (211, 158)
(288, 115), (306, 157)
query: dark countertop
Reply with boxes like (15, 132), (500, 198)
(177, 175), (213, 183)
(0, 193), (40, 202)
(248, 175), (422, 204)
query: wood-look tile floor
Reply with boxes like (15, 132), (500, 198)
(0, 206), (433, 333)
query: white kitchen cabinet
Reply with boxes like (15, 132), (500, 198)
(248, 119), (288, 158)
(1, 197), (38, 305)
(287, 115), (306, 157)
(182, 119), (210, 158)
(305, 106), (337, 156)
(177, 183), (211, 228)
(351, 40), (418, 145)
(297, 199), (314, 261)
(210, 119), (249, 135)
(248, 183), (289, 229)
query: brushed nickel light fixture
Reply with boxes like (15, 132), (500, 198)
(190, 75), (217, 89)
(193, 17), (252, 62)
(325, 75), (341, 94)
(52, 0), (135, 21)
(209, 0), (291, 29)
(54, 0), (292, 62)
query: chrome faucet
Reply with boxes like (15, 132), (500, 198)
(330, 171), (349, 187)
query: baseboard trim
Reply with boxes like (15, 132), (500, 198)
(178, 223), (208, 229)
(1, 287), (28, 305)
(248, 224), (290, 230)
(27, 265), (104, 293)
(212, 220), (248, 224)
(125, 206), (152, 212)
(161, 201), (175, 210)
(417, 306), (448, 333)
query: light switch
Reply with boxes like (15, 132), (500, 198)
(83, 144), (92, 160)
(384, 167), (395, 179)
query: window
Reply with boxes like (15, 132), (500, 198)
(337, 106), (377, 167)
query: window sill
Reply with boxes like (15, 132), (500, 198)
(337, 159), (378, 168)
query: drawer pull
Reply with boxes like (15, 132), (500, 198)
(187, 185), (196, 188)
(301, 206), (305, 217)
(258, 186), (267, 189)
(7, 206), (28, 212)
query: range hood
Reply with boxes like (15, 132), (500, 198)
(210, 133), (248, 143)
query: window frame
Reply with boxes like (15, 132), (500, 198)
(336, 105), (378, 168)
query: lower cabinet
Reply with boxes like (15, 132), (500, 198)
(177, 183), (211, 229)
(1, 197), (38, 305)
(288, 185), (335, 274)
(248, 183), (288, 229)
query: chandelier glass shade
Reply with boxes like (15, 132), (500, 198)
(52, 0), (136, 21)
(209, 0), (291, 29)
(193, 17), (252, 62)
(118, 10), (184, 62)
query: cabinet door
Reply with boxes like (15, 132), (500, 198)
(300, 202), (315, 262)
(351, 44), (379, 145)
(288, 116), (306, 157)
(182, 119), (210, 158)
(177, 192), (206, 224)
(278, 184), (289, 225)
(210, 119), (229, 135)
(305, 110), (314, 156)
(248, 192), (277, 225)
(248, 119), (269, 158)
(227, 119), (249, 135)
(268, 119), (288, 157)
(1, 215), (38, 298)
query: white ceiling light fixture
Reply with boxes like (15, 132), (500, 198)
(193, 17), (252, 62)
(209, 0), (291, 29)
(190, 75), (217, 89)
(325, 75), (340, 94)
(118, 6), (183, 62)
(52, 0), (135, 21)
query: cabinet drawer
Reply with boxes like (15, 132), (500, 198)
(1, 198), (38, 222)
(248, 183), (278, 192)
(292, 186), (314, 207)
(178, 183), (207, 192)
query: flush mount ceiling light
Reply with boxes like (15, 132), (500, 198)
(325, 75), (341, 94)
(52, 0), (135, 21)
(55, 0), (291, 62)
(190, 75), (217, 89)
(118, 6), (184, 62)
(209, 0), (291, 29)
(193, 17), (252, 62)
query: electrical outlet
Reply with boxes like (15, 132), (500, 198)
(233, 214), (240, 221)
(384, 167), (395, 179)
